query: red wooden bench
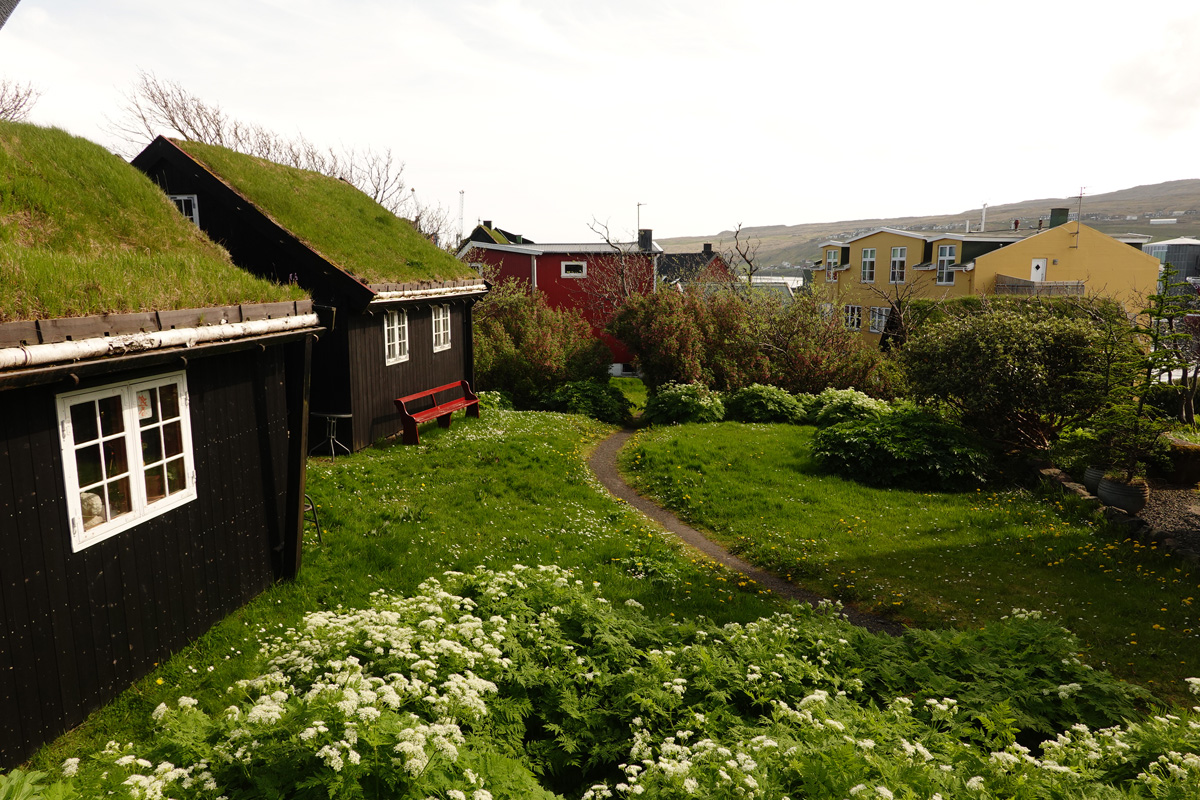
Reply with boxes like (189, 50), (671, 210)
(394, 380), (480, 445)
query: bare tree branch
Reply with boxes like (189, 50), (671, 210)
(0, 78), (40, 122)
(107, 70), (459, 247)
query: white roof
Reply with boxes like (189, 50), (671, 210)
(1147, 237), (1200, 247)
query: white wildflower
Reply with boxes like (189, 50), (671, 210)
(61, 758), (80, 777)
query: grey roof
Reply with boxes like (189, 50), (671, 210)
(658, 252), (717, 283)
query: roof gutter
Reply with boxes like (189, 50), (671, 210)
(0, 314), (319, 371)
(370, 284), (489, 303)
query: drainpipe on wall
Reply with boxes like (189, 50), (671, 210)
(531, 255), (538, 289)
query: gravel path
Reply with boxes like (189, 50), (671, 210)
(588, 429), (906, 636)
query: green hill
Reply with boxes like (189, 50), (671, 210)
(661, 179), (1200, 267)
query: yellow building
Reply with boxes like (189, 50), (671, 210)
(816, 212), (1159, 344)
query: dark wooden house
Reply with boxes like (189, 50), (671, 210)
(132, 138), (488, 452)
(0, 122), (321, 767)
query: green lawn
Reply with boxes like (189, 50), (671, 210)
(619, 421), (1200, 704)
(27, 410), (777, 773)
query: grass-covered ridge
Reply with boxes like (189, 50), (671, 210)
(0, 121), (303, 322)
(174, 140), (476, 286)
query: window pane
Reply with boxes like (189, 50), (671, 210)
(142, 427), (163, 464)
(166, 457), (187, 494)
(107, 477), (132, 518)
(163, 421), (183, 457)
(70, 401), (98, 444)
(98, 395), (124, 436)
(160, 384), (180, 419)
(137, 388), (160, 426)
(76, 444), (103, 487)
(103, 439), (129, 477)
(145, 466), (167, 503)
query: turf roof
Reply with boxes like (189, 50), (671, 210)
(0, 121), (304, 323)
(173, 140), (476, 286)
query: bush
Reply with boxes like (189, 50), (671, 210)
(474, 279), (611, 407)
(642, 381), (724, 425)
(809, 387), (891, 427)
(609, 286), (887, 395)
(811, 407), (992, 490)
(539, 380), (633, 425)
(476, 390), (515, 411)
(724, 383), (807, 424)
(901, 306), (1136, 453)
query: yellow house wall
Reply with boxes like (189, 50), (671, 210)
(973, 223), (1161, 310)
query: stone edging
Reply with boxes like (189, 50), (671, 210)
(1039, 468), (1200, 566)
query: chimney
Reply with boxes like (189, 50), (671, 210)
(483, 220), (493, 229)
(1013, 219), (1020, 231)
(702, 242), (713, 256)
(1037, 219), (1044, 231)
(1049, 207), (1069, 228)
(638, 228), (653, 252)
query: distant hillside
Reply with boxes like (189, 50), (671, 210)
(660, 180), (1200, 267)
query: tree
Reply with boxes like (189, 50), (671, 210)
(108, 70), (454, 245)
(0, 78), (39, 122)
(901, 304), (1125, 453)
(567, 219), (657, 330)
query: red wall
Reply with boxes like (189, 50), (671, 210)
(476, 249), (651, 364)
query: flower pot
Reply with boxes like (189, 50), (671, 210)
(1096, 477), (1150, 515)
(1082, 466), (1105, 495)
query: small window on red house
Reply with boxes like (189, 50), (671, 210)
(561, 261), (587, 278)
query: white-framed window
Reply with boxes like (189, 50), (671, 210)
(432, 304), (452, 352)
(825, 249), (840, 282)
(169, 194), (199, 226)
(384, 309), (409, 365)
(561, 261), (587, 278)
(937, 244), (956, 285)
(861, 248), (876, 283)
(819, 302), (834, 319)
(869, 306), (890, 333)
(890, 246), (907, 284)
(844, 304), (862, 331)
(57, 371), (196, 552)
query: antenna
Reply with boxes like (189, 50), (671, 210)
(458, 189), (465, 243)
(637, 201), (645, 231)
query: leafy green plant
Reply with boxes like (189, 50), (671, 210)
(475, 389), (514, 411)
(724, 383), (807, 424)
(811, 407), (992, 490)
(641, 381), (724, 425)
(539, 379), (633, 424)
(809, 387), (891, 427)
(474, 279), (612, 407)
(901, 305), (1133, 453)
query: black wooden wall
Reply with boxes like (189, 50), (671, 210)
(0, 345), (294, 767)
(342, 300), (475, 451)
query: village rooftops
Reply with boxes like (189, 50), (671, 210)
(155, 139), (477, 288)
(0, 121), (305, 324)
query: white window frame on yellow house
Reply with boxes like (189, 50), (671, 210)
(844, 304), (862, 331)
(890, 247), (907, 284)
(869, 306), (890, 333)
(936, 245), (956, 285)
(861, 248), (876, 283)
(819, 302), (834, 319)
(825, 248), (840, 282)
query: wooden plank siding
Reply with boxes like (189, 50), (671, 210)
(0, 344), (297, 767)
(344, 300), (477, 451)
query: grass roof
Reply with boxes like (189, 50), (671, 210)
(174, 141), (476, 286)
(0, 121), (304, 323)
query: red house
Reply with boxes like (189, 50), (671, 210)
(458, 223), (662, 373)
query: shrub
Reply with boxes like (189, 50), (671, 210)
(811, 407), (992, 490)
(476, 390), (514, 411)
(642, 381), (724, 425)
(539, 380), (633, 425)
(724, 383), (807, 424)
(810, 387), (891, 427)
(474, 279), (611, 407)
(609, 286), (886, 395)
(901, 306), (1135, 453)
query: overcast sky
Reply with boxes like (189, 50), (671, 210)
(1, 0), (1198, 243)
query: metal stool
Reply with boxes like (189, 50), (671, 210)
(303, 493), (323, 544)
(309, 411), (352, 458)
